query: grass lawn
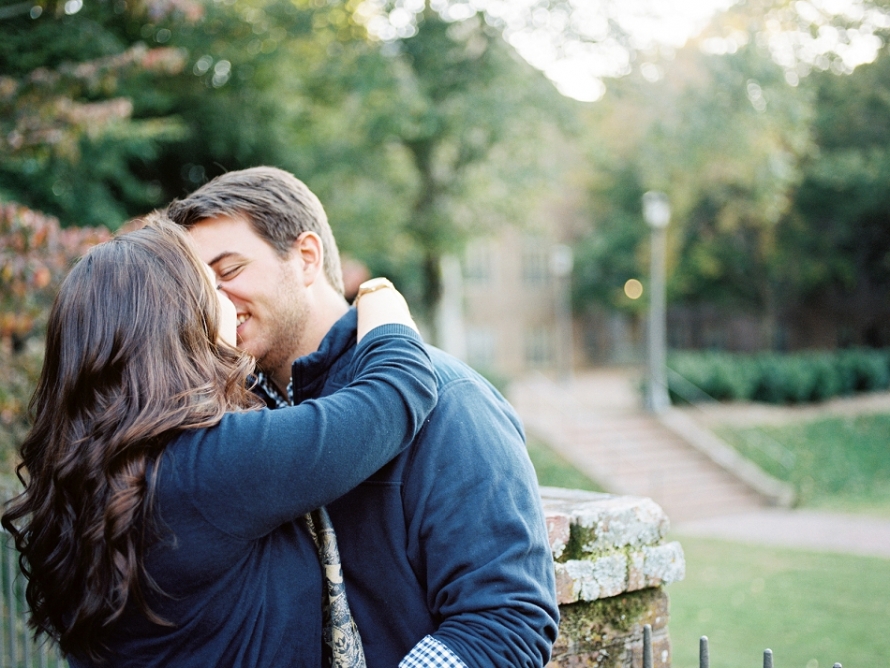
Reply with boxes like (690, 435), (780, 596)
(527, 437), (890, 667)
(668, 536), (890, 668)
(715, 413), (890, 516)
(526, 436), (604, 492)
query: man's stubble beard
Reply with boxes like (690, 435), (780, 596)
(252, 264), (311, 382)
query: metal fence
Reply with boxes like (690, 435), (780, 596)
(640, 624), (845, 668)
(0, 532), (66, 668)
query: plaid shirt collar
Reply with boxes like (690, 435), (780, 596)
(253, 370), (293, 408)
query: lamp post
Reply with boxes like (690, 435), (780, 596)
(550, 244), (574, 382)
(643, 191), (671, 413)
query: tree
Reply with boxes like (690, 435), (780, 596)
(347, 4), (574, 333)
(0, 203), (111, 467)
(785, 46), (890, 345)
(572, 28), (814, 332)
(570, 0), (890, 350)
(0, 0), (195, 226)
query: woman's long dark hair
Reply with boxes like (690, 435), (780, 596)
(1, 219), (259, 661)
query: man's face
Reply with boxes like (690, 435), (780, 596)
(188, 215), (310, 378)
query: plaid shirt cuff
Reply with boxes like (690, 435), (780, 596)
(399, 636), (468, 668)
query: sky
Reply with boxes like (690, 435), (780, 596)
(358, 0), (738, 101)
(358, 0), (889, 102)
(511, 0), (890, 99)
(497, 0), (738, 101)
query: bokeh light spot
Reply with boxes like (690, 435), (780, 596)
(624, 279), (643, 300)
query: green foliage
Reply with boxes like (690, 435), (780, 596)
(3, 0), (574, 339)
(668, 348), (890, 404)
(571, 32), (816, 327)
(718, 413), (890, 512)
(8, 0), (890, 353)
(669, 351), (760, 402)
(669, 537), (890, 668)
(785, 53), (890, 312)
(146, 1), (572, 330)
(0, 1), (194, 226)
(571, 164), (649, 314)
(362, 7), (573, 323)
(837, 347), (890, 391)
(570, 3), (890, 348)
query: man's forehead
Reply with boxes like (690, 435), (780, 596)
(187, 215), (255, 264)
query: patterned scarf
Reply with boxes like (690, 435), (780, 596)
(253, 372), (366, 667)
(304, 507), (367, 668)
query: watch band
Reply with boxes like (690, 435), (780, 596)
(355, 277), (395, 303)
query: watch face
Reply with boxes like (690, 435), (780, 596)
(354, 277), (395, 304)
(358, 278), (393, 294)
(359, 277), (390, 291)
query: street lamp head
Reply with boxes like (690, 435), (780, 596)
(642, 191), (671, 229)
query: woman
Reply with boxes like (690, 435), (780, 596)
(1, 220), (436, 667)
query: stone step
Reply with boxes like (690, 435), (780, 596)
(542, 448), (719, 474)
(604, 476), (762, 502)
(512, 372), (777, 522)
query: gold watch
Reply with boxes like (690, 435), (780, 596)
(355, 277), (395, 303)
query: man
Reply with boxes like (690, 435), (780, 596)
(167, 166), (558, 667)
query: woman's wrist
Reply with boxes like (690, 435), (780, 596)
(356, 278), (418, 341)
(354, 277), (395, 305)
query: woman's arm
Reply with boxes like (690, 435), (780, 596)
(167, 286), (437, 540)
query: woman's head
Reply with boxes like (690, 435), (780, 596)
(45, 218), (240, 419)
(2, 216), (258, 659)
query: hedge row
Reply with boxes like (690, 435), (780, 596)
(667, 348), (890, 404)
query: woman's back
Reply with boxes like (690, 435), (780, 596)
(65, 415), (320, 667)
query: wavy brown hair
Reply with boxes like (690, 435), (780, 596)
(1, 219), (260, 661)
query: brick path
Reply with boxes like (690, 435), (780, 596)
(509, 370), (890, 559)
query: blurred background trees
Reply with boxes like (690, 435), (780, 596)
(2, 0), (890, 353)
(570, 0), (890, 352)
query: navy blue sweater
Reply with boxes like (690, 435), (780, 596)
(68, 326), (436, 668)
(270, 309), (559, 667)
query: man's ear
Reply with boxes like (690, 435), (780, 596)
(293, 231), (324, 286)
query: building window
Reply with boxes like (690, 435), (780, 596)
(525, 326), (555, 367)
(466, 327), (496, 369)
(521, 239), (550, 286)
(464, 239), (493, 284)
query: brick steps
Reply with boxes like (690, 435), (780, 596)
(511, 372), (767, 522)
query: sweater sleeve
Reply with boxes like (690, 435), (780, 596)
(402, 377), (559, 667)
(168, 325), (436, 539)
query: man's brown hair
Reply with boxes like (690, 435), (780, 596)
(166, 167), (345, 295)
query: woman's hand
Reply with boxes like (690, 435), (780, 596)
(355, 278), (419, 342)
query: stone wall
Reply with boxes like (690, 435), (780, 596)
(541, 487), (686, 668)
